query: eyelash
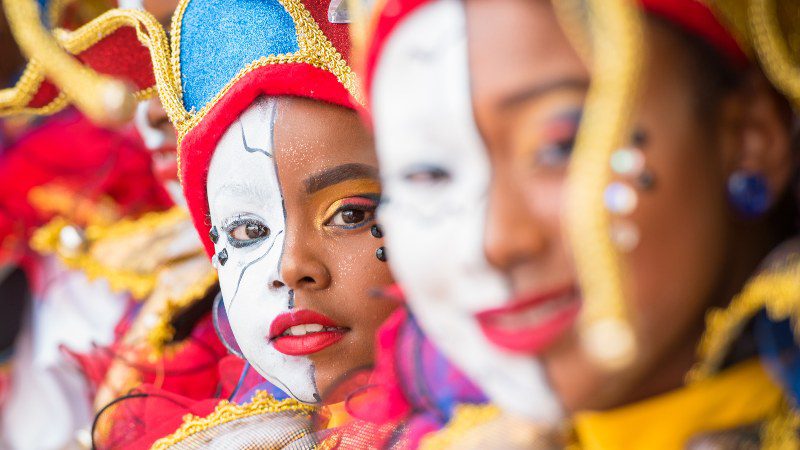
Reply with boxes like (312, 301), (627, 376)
(324, 195), (379, 230)
(533, 110), (582, 168)
(222, 214), (270, 248)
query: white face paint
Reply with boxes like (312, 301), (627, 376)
(371, 0), (562, 422)
(207, 97), (318, 404)
(135, 100), (185, 207)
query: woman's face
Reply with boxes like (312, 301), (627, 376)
(374, 0), (792, 415)
(207, 96), (396, 403)
(371, 0), (561, 422)
(467, 0), (792, 411)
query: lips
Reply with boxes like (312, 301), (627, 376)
(151, 146), (178, 183)
(269, 309), (347, 356)
(475, 285), (581, 354)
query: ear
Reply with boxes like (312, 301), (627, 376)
(734, 70), (795, 202)
(722, 69), (796, 206)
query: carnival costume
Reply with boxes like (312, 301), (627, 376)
(353, 0), (800, 448)
(0, 2), (232, 448)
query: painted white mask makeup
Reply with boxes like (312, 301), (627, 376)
(371, 0), (562, 422)
(135, 100), (184, 207)
(206, 97), (318, 404)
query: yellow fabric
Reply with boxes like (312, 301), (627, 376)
(572, 359), (784, 450)
(325, 402), (352, 429)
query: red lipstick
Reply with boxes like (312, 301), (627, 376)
(475, 285), (581, 354)
(269, 309), (347, 356)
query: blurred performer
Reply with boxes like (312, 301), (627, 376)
(3, 0), (227, 420)
(0, 2), (177, 448)
(359, 0), (800, 448)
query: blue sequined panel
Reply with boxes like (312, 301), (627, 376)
(179, 0), (300, 112)
(755, 310), (800, 406)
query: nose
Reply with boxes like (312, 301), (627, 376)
(483, 171), (547, 272)
(278, 233), (331, 291)
(146, 99), (176, 145)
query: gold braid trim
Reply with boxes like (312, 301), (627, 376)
(1, 0), (136, 125)
(144, 267), (218, 359)
(563, 0), (643, 369)
(749, 0), (800, 107)
(170, 0), (363, 178)
(0, 8), (167, 118)
(761, 404), (800, 449)
(150, 391), (316, 450)
(30, 207), (189, 300)
(418, 404), (501, 450)
(689, 254), (800, 382)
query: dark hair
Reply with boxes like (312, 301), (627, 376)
(649, 15), (745, 122)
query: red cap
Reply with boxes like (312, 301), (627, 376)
(363, 0), (748, 109)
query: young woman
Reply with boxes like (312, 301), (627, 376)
(363, 0), (799, 447)
(16, 1), (401, 447)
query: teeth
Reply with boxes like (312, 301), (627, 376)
(282, 324), (326, 337)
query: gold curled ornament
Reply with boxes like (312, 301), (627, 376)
(1, 0), (137, 125)
(558, 0), (644, 370)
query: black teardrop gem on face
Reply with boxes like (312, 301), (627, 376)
(637, 171), (656, 190)
(218, 248), (229, 266)
(631, 128), (648, 147)
(376, 246), (387, 262)
(209, 226), (220, 244)
(371, 224), (383, 239)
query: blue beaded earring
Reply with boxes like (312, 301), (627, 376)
(727, 170), (771, 218)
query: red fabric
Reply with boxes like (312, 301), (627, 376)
(27, 81), (60, 108)
(20, 23), (158, 110)
(345, 308), (412, 423)
(179, 64), (357, 257)
(640, 0), (747, 66)
(363, 0), (748, 111)
(301, 0), (352, 65)
(0, 111), (172, 267)
(77, 27), (157, 91)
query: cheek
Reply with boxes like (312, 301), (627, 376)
(626, 142), (729, 359)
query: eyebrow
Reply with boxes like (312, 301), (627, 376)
(497, 78), (590, 111)
(212, 181), (270, 205)
(304, 163), (379, 194)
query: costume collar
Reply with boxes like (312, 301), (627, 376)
(572, 359), (783, 449)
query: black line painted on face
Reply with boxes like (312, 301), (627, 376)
(252, 359), (319, 404)
(240, 120), (273, 158)
(227, 229), (284, 312)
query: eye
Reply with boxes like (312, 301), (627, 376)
(325, 197), (377, 230)
(532, 109), (581, 169)
(224, 216), (270, 248)
(403, 165), (451, 184)
(534, 136), (576, 168)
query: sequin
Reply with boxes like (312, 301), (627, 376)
(610, 147), (645, 176)
(604, 182), (638, 215)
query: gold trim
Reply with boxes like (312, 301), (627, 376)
(418, 404), (501, 450)
(150, 391), (316, 450)
(749, 0), (800, 107)
(761, 404), (800, 449)
(0, 8), (168, 118)
(171, 0), (363, 180)
(144, 267), (218, 358)
(1, 0), (136, 125)
(689, 253), (800, 382)
(565, 0), (643, 369)
(29, 207), (190, 300)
